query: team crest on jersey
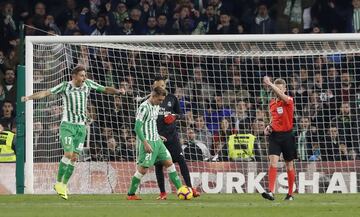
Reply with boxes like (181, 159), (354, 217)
(167, 101), (172, 107)
(277, 107), (284, 114)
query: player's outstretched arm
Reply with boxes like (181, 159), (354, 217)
(21, 90), (52, 102)
(263, 76), (290, 103)
(104, 86), (125, 95)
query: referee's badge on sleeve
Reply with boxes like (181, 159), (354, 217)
(277, 107), (284, 114)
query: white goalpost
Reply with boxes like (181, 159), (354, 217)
(25, 34), (360, 194)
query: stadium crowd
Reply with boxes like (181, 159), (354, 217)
(0, 0), (360, 163)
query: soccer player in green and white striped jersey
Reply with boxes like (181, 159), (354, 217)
(22, 65), (124, 200)
(127, 86), (183, 200)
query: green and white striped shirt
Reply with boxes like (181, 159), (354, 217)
(49, 79), (105, 124)
(136, 100), (160, 141)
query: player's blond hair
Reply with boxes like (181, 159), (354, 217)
(274, 78), (287, 87)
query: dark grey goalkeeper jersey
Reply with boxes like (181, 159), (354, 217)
(156, 93), (181, 137)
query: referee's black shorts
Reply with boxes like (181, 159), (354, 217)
(268, 131), (297, 161)
(163, 134), (184, 163)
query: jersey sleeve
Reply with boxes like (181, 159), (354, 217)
(286, 96), (294, 106)
(173, 95), (181, 115)
(85, 79), (106, 93)
(136, 105), (148, 122)
(49, 82), (66, 94)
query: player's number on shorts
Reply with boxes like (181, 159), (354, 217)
(145, 153), (152, 161)
(78, 143), (84, 151)
(64, 137), (72, 145)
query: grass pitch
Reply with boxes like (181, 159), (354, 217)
(1, 194), (359, 217)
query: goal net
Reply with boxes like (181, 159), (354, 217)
(25, 35), (360, 194)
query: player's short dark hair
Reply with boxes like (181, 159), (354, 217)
(152, 86), (167, 96)
(274, 78), (286, 86)
(72, 65), (86, 75)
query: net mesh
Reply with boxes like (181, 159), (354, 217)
(30, 39), (360, 194)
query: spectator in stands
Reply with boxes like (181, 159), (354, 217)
(49, 103), (63, 121)
(107, 2), (128, 30)
(331, 102), (359, 148)
(327, 66), (341, 94)
(311, 0), (342, 33)
(109, 95), (126, 129)
(63, 18), (79, 35)
(304, 91), (331, 135)
(36, 119), (61, 162)
(193, 5), (217, 34)
(174, 86), (190, 114)
(205, 94), (233, 133)
(152, 0), (172, 18)
(0, 50), (6, 73)
(78, 8), (110, 35)
(3, 68), (16, 104)
(250, 2), (276, 34)
(172, 6), (196, 34)
(144, 16), (159, 35)
(343, 0), (360, 32)
(156, 13), (172, 34)
(322, 125), (349, 161)
(308, 125), (321, 161)
(0, 82), (5, 102)
(336, 71), (356, 103)
(233, 100), (252, 134)
(211, 10), (236, 34)
(86, 103), (102, 161)
(120, 135), (136, 161)
(183, 127), (210, 161)
(119, 17), (135, 35)
(313, 71), (328, 97)
(99, 126), (118, 161)
(44, 14), (61, 35)
(106, 136), (121, 161)
(32, 2), (47, 34)
(212, 117), (234, 161)
(297, 116), (311, 161)
(251, 118), (268, 162)
(184, 66), (215, 112)
(193, 114), (213, 151)
(0, 100), (15, 132)
(129, 7), (144, 34)
(119, 80), (136, 128)
(208, 0), (232, 17)
(56, 0), (79, 33)
(0, 2), (17, 52)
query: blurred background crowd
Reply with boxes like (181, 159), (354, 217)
(1, 0), (360, 163)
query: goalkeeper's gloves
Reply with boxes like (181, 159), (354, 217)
(164, 113), (176, 125)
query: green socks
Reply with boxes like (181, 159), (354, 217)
(57, 157), (70, 182)
(128, 171), (144, 195)
(167, 165), (182, 189)
(63, 163), (75, 185)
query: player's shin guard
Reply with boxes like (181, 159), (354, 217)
(287, 169), (295, 195)
(57, 156), (70, 183)
(177, 156), (192, 187)
(167, 164), (182, 189)
(128, 171), (144, 195)
(155, 164), (166, 193)
(268, 166), (277, 193)
(63, 161), (75, 185)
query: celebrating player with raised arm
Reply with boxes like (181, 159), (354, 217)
(127, 86), (183, 200)
(153, 77), (200, 200)
(261, 76), (296, 201)
(22, 65), (125, 200)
